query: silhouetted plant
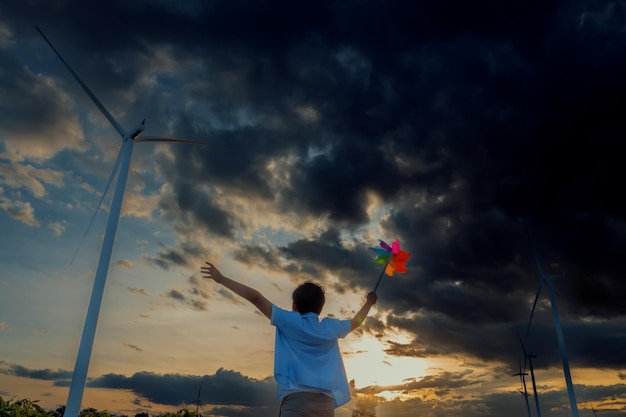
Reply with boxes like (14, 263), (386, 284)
(51, 405), (65, 417)
(1, 397), (206, 417)
(0, 397), (49, 417)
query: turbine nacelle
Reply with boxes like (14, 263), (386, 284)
(127, 119), (145, 140)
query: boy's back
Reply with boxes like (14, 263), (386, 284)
(200, 262), (377, 416)
(272, 305), (352, 407)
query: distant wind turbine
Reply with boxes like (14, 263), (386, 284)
(524, 220), (579, 417)
(36, 26), (221, 417)
(512, 359), (531, 417)
(187, 379), (206, 415)
(516, 326), (542, 417)
(591, 404), (599, 417)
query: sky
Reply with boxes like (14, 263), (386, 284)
(0, 1), (625, 416)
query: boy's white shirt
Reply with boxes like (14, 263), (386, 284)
(271, 304), (352, 407)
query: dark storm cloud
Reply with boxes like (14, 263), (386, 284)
(205, 3), (611, 373)
(6, 360), (625, 417)
(233, 244), (283, 271)
(0, 361), (72, 381)
(147, 240), (209, 272)
(365, 370), (626, 417)
(0, 51), (60, 137)
(167, 182), (236, 238)
(82, 368), (276, 408)
(358, 369), (477, 395)
(279, 231), (372, 283)
(188, 275), (210, 299)
(3, 362), (276, 409)
(0, 41), (85, 160)
(147, 248), (188, 270)
(162, 288), (208, 311)
(233, 230), (376, 287)
(532, 321), (626, 369)
(165, 289), (185, 302)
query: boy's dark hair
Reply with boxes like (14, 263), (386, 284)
(292, 282), (325, 314)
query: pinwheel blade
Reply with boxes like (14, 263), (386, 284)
(392, 250), (410, 273)
(379, 240), (392, 252)
(391, 240), (400, 254)
(374, 254), (389, 264)
(395, 250), (410, 262)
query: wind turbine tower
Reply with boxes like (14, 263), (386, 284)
(188, 380), (205, 415)
(512, 360), (532, 417)
(517, 328), (542, 417)
(525, 223), (579, 417)
(36, 27), (219, 417)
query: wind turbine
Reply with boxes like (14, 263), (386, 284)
(187, 379), (205, 416)
(516, 327), (542, 417)
(524, 220), (579, 417)
(36, 27), (220, 417)
(512, 359), (531, 417)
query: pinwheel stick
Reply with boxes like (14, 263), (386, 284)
(373, 256), (392, 292)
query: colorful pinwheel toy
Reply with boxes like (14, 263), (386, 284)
(371, 239), (410, 291)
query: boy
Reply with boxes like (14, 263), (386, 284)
(200, 262), (377, 417)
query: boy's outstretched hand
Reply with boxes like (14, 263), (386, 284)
(367, 291), (378, 306)
(200, 261), (273, 319)
(201, 262), (225, 283)
(350, 291), (378, 331)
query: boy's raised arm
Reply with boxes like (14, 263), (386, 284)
(350, 291), (377, 331)
(201, 262), (273, 320)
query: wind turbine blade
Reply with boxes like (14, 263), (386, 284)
(35, 26), (128, 138)
(527, 282), (543, 336)
(522, 217), (545, 277)
(515, 325), (527, 354)
(515, 325), (528, 374)
(514, 325), (529, 374)
(136, 136), (229, 147)
(521, 355), (528, 376)
(69, 147), (123, 266)
(196, 380), (203, 400)
(532, 252), (545, 278)
(517, 360), (524, 385)
(522, 217), (546, 336)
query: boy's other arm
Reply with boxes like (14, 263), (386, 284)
(201, 262), (272, 320)
(350, 292), (377, 331)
